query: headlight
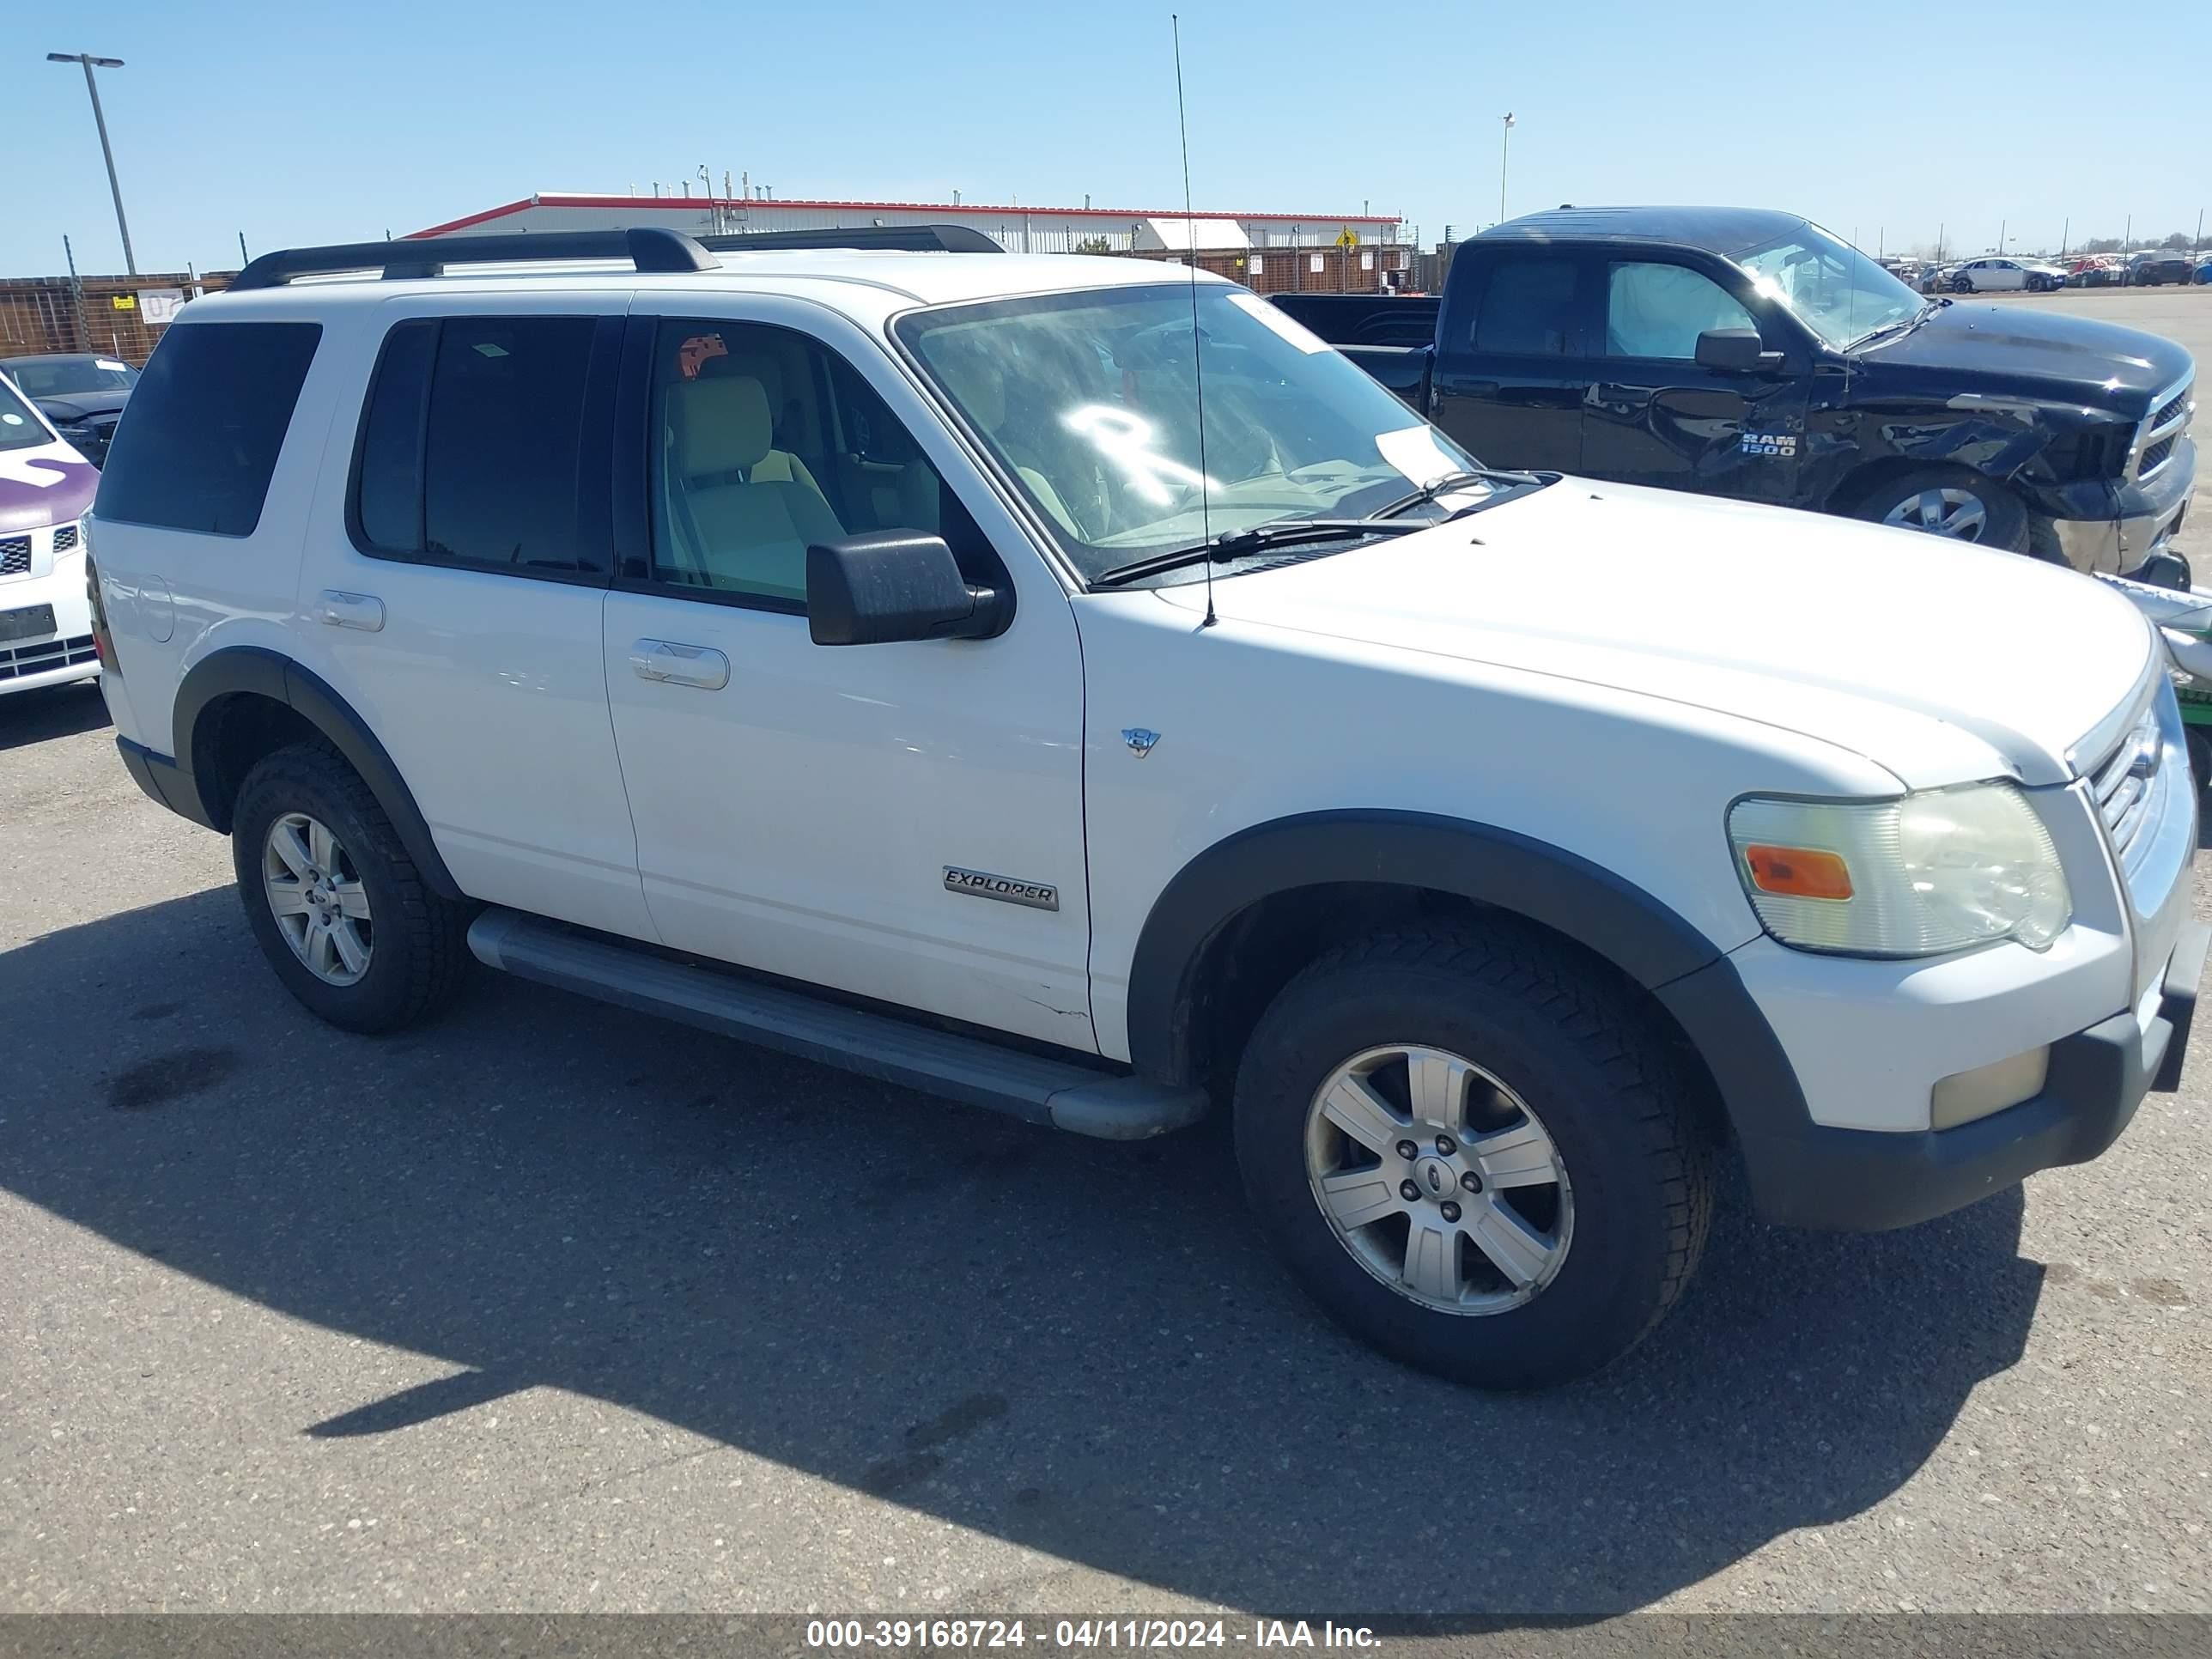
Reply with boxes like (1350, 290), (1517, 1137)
(1728, 783), (2070, 957)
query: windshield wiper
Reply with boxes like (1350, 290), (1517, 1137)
(1091, 519), (1425, 588)
(1372, 468), (1549, 519)
(1848, 299), (1942, 349)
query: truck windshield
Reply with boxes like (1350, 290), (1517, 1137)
(1738, 227), (1923, 349)
(896, 283), (1483, 581)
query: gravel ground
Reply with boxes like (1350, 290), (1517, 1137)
(1, 289), (2208, 1619)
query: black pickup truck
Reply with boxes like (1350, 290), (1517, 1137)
(1274, 206), (2197, 578)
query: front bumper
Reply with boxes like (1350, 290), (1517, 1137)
(1735, 918), (2207, 1231)
(2044, 435), (2195, 574)
(0, 554), (99, 696)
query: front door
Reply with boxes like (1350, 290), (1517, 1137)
(1580, 257), (1809, 506)
(1429, 250), (1589, 471)
(599, 301), (1096, 1051)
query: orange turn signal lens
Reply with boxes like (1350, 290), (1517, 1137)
(1742, 844), (1853, 902)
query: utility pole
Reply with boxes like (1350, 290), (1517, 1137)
(63, 234), (88, 352)
(1998, 219), (2006, 255)
(2124, 213), (2132, 252)
(1498, 112), (1515, 226)
(1936, 222), (1945, 263)
(46, 52), (137, 276)
(2061, 217), (2069, 257)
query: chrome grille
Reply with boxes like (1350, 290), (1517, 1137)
(2086, 678), (2192, 916)
(0, 535), (27, 577)
(2133, 373), (2194, 483)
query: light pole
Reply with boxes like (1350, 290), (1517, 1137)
(46, 52), (136, 276)
(1498, 112), (1515, 227)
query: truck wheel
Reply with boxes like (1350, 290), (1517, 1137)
(230, 741), (471, 1034)
(1855, 467), (2028, 552)
(1232, 927), (1714, 1389)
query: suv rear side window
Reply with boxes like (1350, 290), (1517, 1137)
(349, 315), (605, 574)
(95, 322), (320, 536)
(1471, 258), (1582, 356)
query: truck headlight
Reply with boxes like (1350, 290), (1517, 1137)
(1727, 784), (2070, 957)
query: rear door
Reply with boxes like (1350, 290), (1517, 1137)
(1428, 250), (1591, 471)
(289, 295), (653, 940)
(1580, 255), (1809, 505)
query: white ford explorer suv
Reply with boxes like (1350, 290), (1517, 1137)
(88, 228), (2204, 1389)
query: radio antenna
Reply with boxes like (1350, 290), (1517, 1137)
(1171, 13), (1217, 629)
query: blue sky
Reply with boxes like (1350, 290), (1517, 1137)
(16, 0), (2209, 278)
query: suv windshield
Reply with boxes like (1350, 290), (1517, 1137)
(1737, 225), (1922, 349)
(896, 283), (1482, 581)
(0, 376), (52, 453)
(2, 356), (138, 398)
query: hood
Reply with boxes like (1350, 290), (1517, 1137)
(0, 441), (101, 532)
(1856, 301), (2192, 412)
(34, 389), (129, 424)
(1154, 480), (2153, 789)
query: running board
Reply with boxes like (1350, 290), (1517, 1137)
(465, 908), (1207, 1140)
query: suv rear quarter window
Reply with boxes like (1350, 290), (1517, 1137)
(94, 321), (321, 536)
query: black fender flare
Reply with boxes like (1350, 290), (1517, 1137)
(1122, 810), (1808, 1154)
(170, 645), (464, 899)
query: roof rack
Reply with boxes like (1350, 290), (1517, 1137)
(697, 224), (1003, 253)
(228, 222), (1006, 293)
(228, 227), (720, 291)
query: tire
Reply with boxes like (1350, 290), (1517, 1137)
(1953, 276), (1974, 294)
(1231, 925), (1714, 1389)
(1851, 465), (2029, 552)
(230, 740), (471, 1034)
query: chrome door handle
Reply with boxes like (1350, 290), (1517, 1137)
(629, 639), (730, 690)
(314, 590), (385, 631)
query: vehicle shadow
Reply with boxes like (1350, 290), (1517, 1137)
(0, 678), (108, 752)
(0, 888), (2041, 1615)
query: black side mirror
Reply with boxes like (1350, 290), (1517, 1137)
(806, 530), (1012, 646)
(1694, 327), (1785, 374)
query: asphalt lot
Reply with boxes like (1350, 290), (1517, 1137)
(3, 288), (2209, 1618)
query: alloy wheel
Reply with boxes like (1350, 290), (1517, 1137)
(1883, 487), (1990, 541)
(1303, 1044), (1574, 1316)
(262, 811), (373, 986)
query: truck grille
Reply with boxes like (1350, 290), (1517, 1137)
(52, 525), (78, 554)
(2134, 374), (2194, 483)
(0, 536), (27, 577)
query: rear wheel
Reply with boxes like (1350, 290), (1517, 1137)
(1232, 927), (1714, 1389)
(231, 742), (471, 1033)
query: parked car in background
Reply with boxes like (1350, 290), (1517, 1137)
(2128, 251), (2196, 287)
(0, 352), (139, 468)
(2068, 256), (2127, 288)
(1950, 257), (2061, 293)
(0, 369), (100, 696)
(1919, 264), (1958, 294)
(1281, 206), (2197, 577)
(2196, 258), (2212, 285)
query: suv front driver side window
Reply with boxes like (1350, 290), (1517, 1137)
(645, 319), (981, 609)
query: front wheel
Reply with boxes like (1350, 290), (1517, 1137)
(1853, 466), (2029, 552)
(1232, 927), (1714, 1389)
